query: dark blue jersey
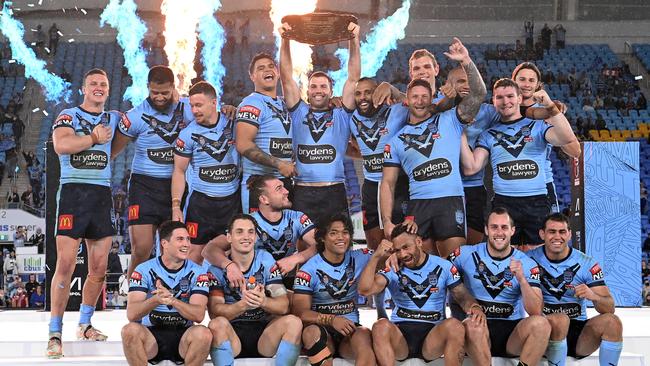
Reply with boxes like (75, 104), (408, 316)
(129, 257), (209, 328)
(380, 253), (461, 324)
(252, 210), (315, 261)
(294, 249), (372, 323)
(349, 104), (409, 182)
(462, 104), (500, 187)
(119, 98), (194, 178)
(290, 101), (352, 183)
(174, 114), (239, 197)
(52, 107), (120, 186)
(383, 109), (465, 199)
(527, 246), (605, 321)
(207, 250), (284, 322)
(236, 92), (293, 178)
(448, 243), (541, 320)
(476, 117), (552, 197)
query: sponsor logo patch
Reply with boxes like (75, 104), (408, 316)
(186, 222), (198, 239)
(413, 158), (452, 181)
(128, 205), (140, 221)
(296, 144), (336, 164)
(147, 147), (175, 164)
(269, 138), (293, 159)
(237, 105), (261, 121)
(295, 270), (312, 287)
(119, 113), (131, 131)
(198, 164), (238, 183)
(362, 153), (384, 173)
(590, 263), (604, 281)
(496, 159), (539, 180)
(58, 214), (73, 230)
(70, 150), (109, 170)
(53, 114), (74, 128)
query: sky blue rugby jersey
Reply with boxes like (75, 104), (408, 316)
(475, 117), (552, 197)
(462, 103), (501, 188)
(52, 107), (120, 187)
(527, 246), (606, 321)
(236, 92), (293, 178)
(349, 104), (409, 182)
(290, 101), (352, 183)
(207, 250), (284, 322)
(251, 210), (315, 261)
(448, 243), (541, 320)
(383, 108), (465, 200)
(174, 114), (239, 197)
(294, 249), (372, 323)
(129, 257), (209, 328)
(380, 253), (461, 324)
(118, 98), (194, 178)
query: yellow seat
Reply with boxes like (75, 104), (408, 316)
(621, 130), (632, 140)
(599, 130), (611, 140)
(589, 129), (600, 140)
(609, 130), (622, 141)
(639, 123), (648, 132)
(632, 130), (643, 139)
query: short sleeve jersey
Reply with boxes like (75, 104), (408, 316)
(129, 257), (209, 328)
(462, 103), (501, 187)
(383, 109), (465, 199)
(476, 117), (552, 197)
(252, 210), (315, 261)
(448, 243), (541, 320)
(52, 107), (120, 186)
(380, 253), (461, 324)
(236, 92), (292, 178)
(349, 104), (409, 182)
(207, 250), (284, 322)
(118, 98), (194, 178)
(290, 101), (352, 183)
(174, 114), (239, 197)
(527, 246), (606, 320)
(293, 249), (372, 323)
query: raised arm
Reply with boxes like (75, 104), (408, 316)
(444, 38), (487, 123)
(278, 23), (301, 108)
(341, 23), (361, 110)
(358, 240), (391, 297)
(533, 90), (580, 153)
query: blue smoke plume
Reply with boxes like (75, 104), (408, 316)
(0, 2), (70, 102)
(329, 0), (411, 95)
(100, 0), (149, 104)
(197, 0), (226, 100)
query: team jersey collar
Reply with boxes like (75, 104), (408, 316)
(228, 250), (257, 274)
(500, 115), (526, 125)
(257, 210), (284, 226)
(543, 246), (573, 264)
(157, 256), (186, 274)
(407, 113), (434, 127)
(320, 251), (347, 267)
(486, 244), (514, 261)
(78, 106), (103, 117)
(145, 97), (175, 115)
(254, 91), (279, 101)
(405, 253), (429, 271)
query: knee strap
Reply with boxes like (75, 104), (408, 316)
(86, 275), (105, 284)
(305, 325), (332, 366)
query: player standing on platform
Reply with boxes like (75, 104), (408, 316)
(277, 22), (360, 225)
(121, 221), (212, 366)
(111, 66), (194, 276)
(172, 81), (240, 264)
(461, 79), (580, 246)
(448, 207), (551, 366)
(358, 224), (489, 366)
(47, 68), (120, 358)
(207, 214), (302, 366)
(511, 62), (580, 214)
(236, 53), (295, 213)
(204, 175), (317, 291)
(292, 214), (376, 366)
(528, 213), (623, 366)
(380, 38), (487, 257)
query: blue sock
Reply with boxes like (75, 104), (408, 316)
(599, 340), (622, 366)
(275, 339), (300, 366)
(49, 316), (63, 334)
(78, 304), (95, 325)
(210, 340), (234, 366)
(546, 339), (567, 366)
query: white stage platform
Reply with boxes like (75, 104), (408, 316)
(0, 308), (647, 365)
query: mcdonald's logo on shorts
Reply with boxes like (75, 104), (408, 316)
(128, 205), (140, 221)
(58, 215), (74, 230)
(186, 222), (198, 239)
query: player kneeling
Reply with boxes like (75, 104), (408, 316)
(359, 223), (487, 366)
(207, 214), (302, 366)
(121, 221), (212, 366)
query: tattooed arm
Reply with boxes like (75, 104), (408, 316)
(235, 122), (296, 177)
(444, 38), (487, 123)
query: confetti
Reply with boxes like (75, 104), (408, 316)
(75, 28), (82, 34)
(44, 47), (50, 53)
(8, 59), (15, 63)
(38, 0), (43, 5)
(42, 110), (49, 116)
(80, 9), (87, 15)
(57, 31), (63, 37)
(62, 8), (65, 13)
(27, 3), (34, 7)
(32, 107), (40, 113)
(67, 38), (75, 43)
(30, 28), (37, 32)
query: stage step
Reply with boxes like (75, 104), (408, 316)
(0, 354), (645, 366)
